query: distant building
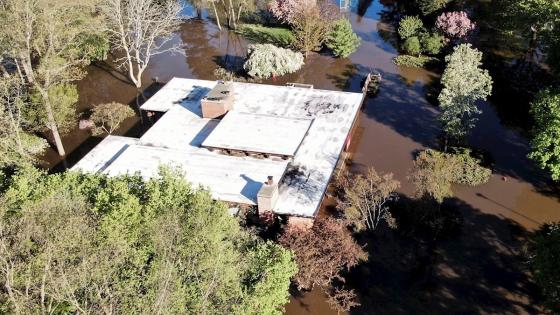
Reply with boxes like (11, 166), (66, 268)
(73, 78), (365, 226)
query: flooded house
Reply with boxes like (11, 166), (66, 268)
(73, 78), (365, 226)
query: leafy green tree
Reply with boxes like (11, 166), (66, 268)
(325, 19), (361, 58)
(403, 36), (422, 55)
(27, 83), (79, 135)
(528, 88), (560, 180)
(438, 44), (493, 139)
(398, 16), (425, 39)
(409, 149), (491, 203)
(415, 0), (452, 16)
(529, 223), (560, 314)
(0, 75), (47, 167)
(421, 33), (445, 55)
(0, 167), (297, 314)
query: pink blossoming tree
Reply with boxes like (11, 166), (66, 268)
(269, 0), (315, 24)
(436, 11), (476, 39)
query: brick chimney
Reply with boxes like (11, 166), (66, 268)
(201, 81), (234, 119)
(257, 176), (279, 213)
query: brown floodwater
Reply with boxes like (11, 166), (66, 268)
(41, 0), (560, 313)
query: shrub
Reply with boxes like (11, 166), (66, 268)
(393, 55), (438, 67)
(243, 44), (304, 78)
(415, 0), (452, 16)
(530, 223), (560, 314)
(403, 36), (422, 55)
(398, 16), (424, 39)
(325, 19), (361, 58)
(421, 33), (445, 55)
(436, 11), (476, 39)
(450, 148), (491, 186)
(89, 102), (135, 136)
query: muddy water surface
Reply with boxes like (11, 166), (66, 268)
(44, 0), (560, 313)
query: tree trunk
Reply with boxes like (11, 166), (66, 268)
(18, 54), (34, 84)
(228, 0), (237, 29)
(38, 88), (66, 156)
(212, 2), (222, 31)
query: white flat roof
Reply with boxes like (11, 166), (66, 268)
(72, 136), (138, 173)
(202, 111), (313, 156)
(76, 78), (364, 217)
(103, 145), (289, 205)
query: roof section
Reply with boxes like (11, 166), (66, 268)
(201, 112), (313, 157)
(72, 136), (138, 173)
(103, 145), (289, 205)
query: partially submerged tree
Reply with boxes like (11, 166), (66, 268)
(0, 0), (104, 156)
(436, 11), (476, 39)
(438, 44), (493, 139)
(243, 44), (304, 78)
(409, 149), (491, 203)
(0, 75), (47, 167)
(528, 88), (560, 180)
(325, 19), (361, 58)
(89, 102), (135, 136)
(339, 167), (400, 232)
(398, 16), (425, 40)
(279, 218), (366, 311)
(102, 0), (183, 89)
(415, 0), (452, 16)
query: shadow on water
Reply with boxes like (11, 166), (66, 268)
(347, 196), (542, 314)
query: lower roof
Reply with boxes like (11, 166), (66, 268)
(103, 144), (289, 205)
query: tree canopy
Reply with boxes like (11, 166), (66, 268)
(528, 88), (560, 180)
(0, 167), (297, 314)
(438, 44), (493, 139)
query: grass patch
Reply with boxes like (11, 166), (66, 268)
(237, 24), (295, 48)
(393, 54), (439, 68)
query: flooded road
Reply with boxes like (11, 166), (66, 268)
(43, 0), (560, 313)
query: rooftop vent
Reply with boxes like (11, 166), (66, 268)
(201, 81), (234, 119)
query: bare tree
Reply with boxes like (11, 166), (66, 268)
(103, 0), (183, 89)
(339, 167), (400, 231)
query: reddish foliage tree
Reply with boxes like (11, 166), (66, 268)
(279, 218), (367, 290)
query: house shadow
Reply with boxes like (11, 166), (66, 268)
(345, 196), (542, 314)
(240, 174), (263, 203)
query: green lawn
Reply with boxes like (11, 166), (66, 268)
(237, 24), (295, 48)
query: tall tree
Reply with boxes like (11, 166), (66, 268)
(0, 167), (297, 314)
(528, 88), (560, 180)
(438, 44), (493, 139)
(102, 0), (183, 89)
(0, 75), (47, 167)
(0, 0), (104, 156)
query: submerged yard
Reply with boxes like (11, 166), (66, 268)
(35, 0), (560, 314)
